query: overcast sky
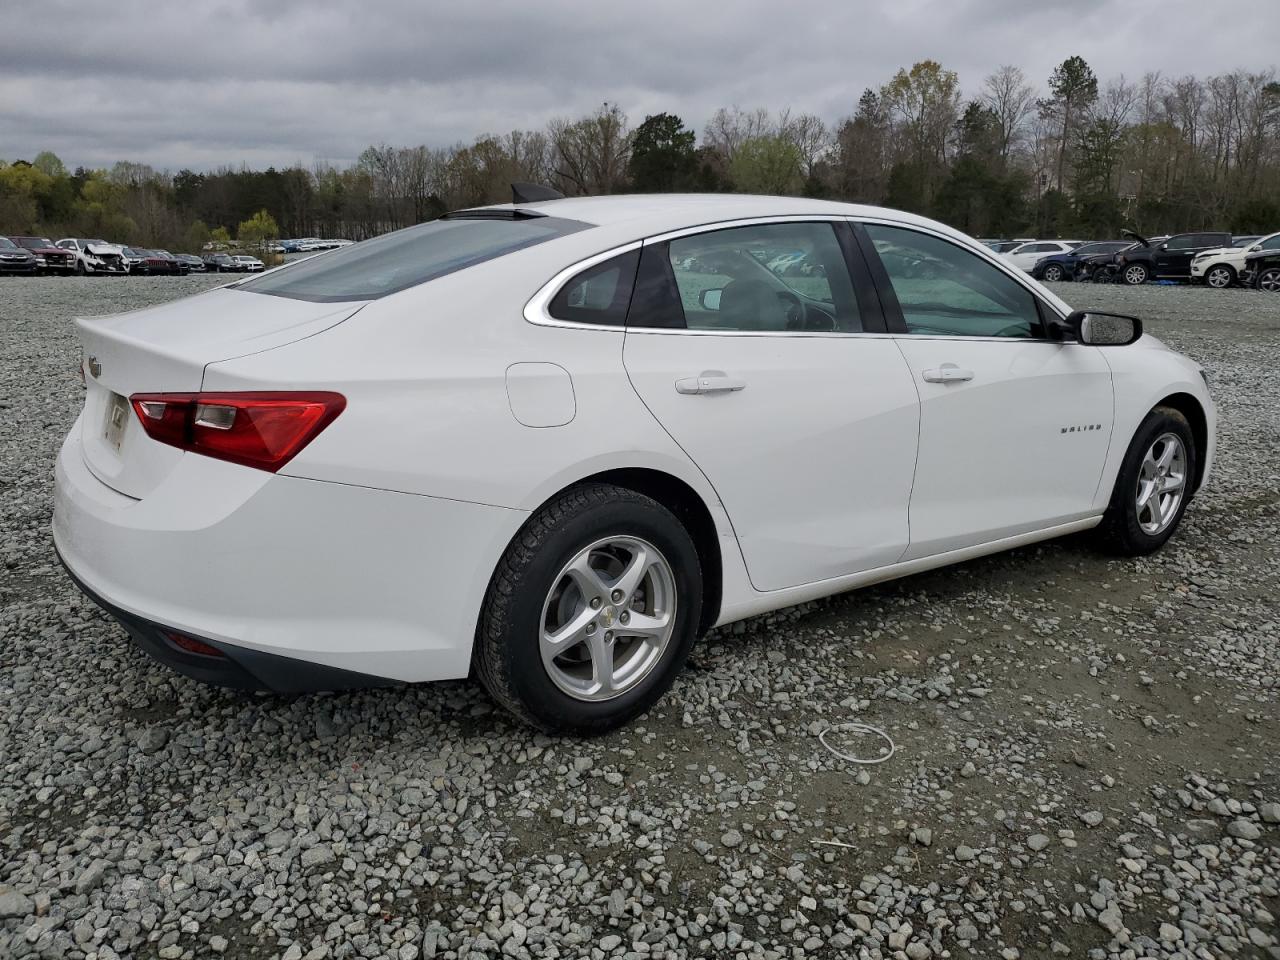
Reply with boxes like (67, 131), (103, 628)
(3, 0), (1276, 173)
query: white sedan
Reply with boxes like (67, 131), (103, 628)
(1002, 239), (1081, 273)
(53, 193), (1215, 732)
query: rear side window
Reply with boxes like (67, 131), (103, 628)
(240, 215), (589, 302)
(548, 250), (639, 325)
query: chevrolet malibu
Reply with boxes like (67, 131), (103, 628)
(53, 192), (1215, 732)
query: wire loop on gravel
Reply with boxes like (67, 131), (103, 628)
(818, 722), (896, 765)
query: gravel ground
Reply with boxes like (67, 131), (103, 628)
(1, 275), (1277, 960)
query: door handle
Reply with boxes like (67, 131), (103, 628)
(921, 364), (974, 384)
(675, 372), (747, 395)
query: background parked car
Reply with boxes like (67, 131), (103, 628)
(56, 238), (127, 275)
(9, 236), (76, 274)
(174, 253), (206, 272)
(1002, 239), (1081, 272)
(1189, 232), (1280, 288)
(120, 247), (165, 275)
(232, 254), (265, 272)
(1245, 247), (1280, 292)
(148, 249), (189, 275)
(0, 236), (38, 274)
(203, 252), (240, 272)
(1114, 230), (1233, 284)
(1030, 240), (1129, 282)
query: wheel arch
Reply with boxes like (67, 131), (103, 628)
(519, 467), (724, 636)
(1155, 392), (1209, 493)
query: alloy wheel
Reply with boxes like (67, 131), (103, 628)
(539, 536), (677, 702)
(1259, 268), (1280, 293)
(1043, 265), (1063, 282)
(1206, 267), (1232, 288)
(1135, 433), (1187, 535)
(1124, 266), (1147, 285)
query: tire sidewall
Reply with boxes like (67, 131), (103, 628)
(1107, 409), (1197, 553)
(1044, 265), (1063, 282)
(1123, 264), (1149, 285)
(496, 494), (702, 732)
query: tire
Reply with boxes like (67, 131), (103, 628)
(1257, 267), (1280, 293)
(76, 260), (86, 276)
(1094, 406), (1197, 556)
(1121, 263), (1150, 285)
(1204, 265), (1234, 289)
(1042, 263), (1065, 282)
(474, 483), (702, 733)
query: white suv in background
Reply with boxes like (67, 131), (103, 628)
(1190, 232), (1280, 288)
(1002, 240), (1081, 273)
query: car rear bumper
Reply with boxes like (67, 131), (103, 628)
(52, 419), (527, 687)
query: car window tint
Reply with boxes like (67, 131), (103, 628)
(240, 215), (589, 302)
(865, 224), (1044, 339)
(548, 250), (639, 326)
(1262, 236), (1280, 251)
(665, 222), (861, 332)
(1166, 236), (1194, 250)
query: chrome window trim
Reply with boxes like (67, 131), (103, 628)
(524, 213), (1074, 340)
(523, 241), (642, 331)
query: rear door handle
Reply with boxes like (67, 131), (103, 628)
(922, 364), (974, 384)
(675, 372), (747, 395)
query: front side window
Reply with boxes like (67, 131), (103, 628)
(548, 249), (639, 326)
(1165, 236), (1194, 250)
(865, 224), (1044, 339)
(663, 222), (861, 332)
(1261, 235), (1280, 251)
(240, 215), (589, 302)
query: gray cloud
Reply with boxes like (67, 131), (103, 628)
(2, 0), (1276, 170)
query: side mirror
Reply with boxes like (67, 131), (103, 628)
(1249, 245), (1261, 252)
(1065, 310), (1142, 346)
(699, 288), (723, 311)
(1158, 243), (1168, 251)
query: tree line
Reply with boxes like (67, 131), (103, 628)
(2, 56), (1277, 252)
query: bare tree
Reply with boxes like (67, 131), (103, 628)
(981, 65), (1036, 167)
(779, 113), (830, 178)
(702, 106), (773, 162)
(549, 103), (631, 195)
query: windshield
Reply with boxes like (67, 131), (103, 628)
(0, 237), (17, 250)
(16, 237), (51, 250)
(239, 215), (590, 302)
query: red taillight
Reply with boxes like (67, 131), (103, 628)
(165, 631), (225, 658)
(129, 391), (345, 472)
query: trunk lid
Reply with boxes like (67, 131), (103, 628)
(76, 286), (364, 499)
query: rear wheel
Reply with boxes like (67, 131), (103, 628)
(1094, 406), (1196, 556)
(1122, 263), (1150, 285)
(1258, 267), (1280, 293)
(1041, 263), (1066, 282)
(474, 483), (702, 733)
(1204, 264), (1234, 288)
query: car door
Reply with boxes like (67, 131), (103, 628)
(856, 221), (1114, 560)
(1154, 235), (1199, 276)
(622, 219), (921, 592)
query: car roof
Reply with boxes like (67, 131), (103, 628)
(465, 193), (954, 238)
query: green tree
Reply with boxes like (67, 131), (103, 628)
(32, 151), (67, 177)
(1043, 56), (1099, 190)
(210, 225), (232, 248)
(237, 209), (279, 252)
(629, 113), (698, 192)
(728, 135), (803, 195)
(880, 60), (962, 207)
(184, 219), (212, 253)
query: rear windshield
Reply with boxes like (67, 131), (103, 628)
(239, 215), (590, 302)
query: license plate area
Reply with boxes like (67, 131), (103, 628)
(104, 392), (130, 452)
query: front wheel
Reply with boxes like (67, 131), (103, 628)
(1094, 406), (1196, 556)
(1122, 263), (1150, 285)
(473, 483), (702, 733)
(1042, 263), (1065, 282)
(1257, 267), (1280, 293)
(1204, 265), (1234, 289)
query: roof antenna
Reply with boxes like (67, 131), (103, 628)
(512, 182), (564, 204)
